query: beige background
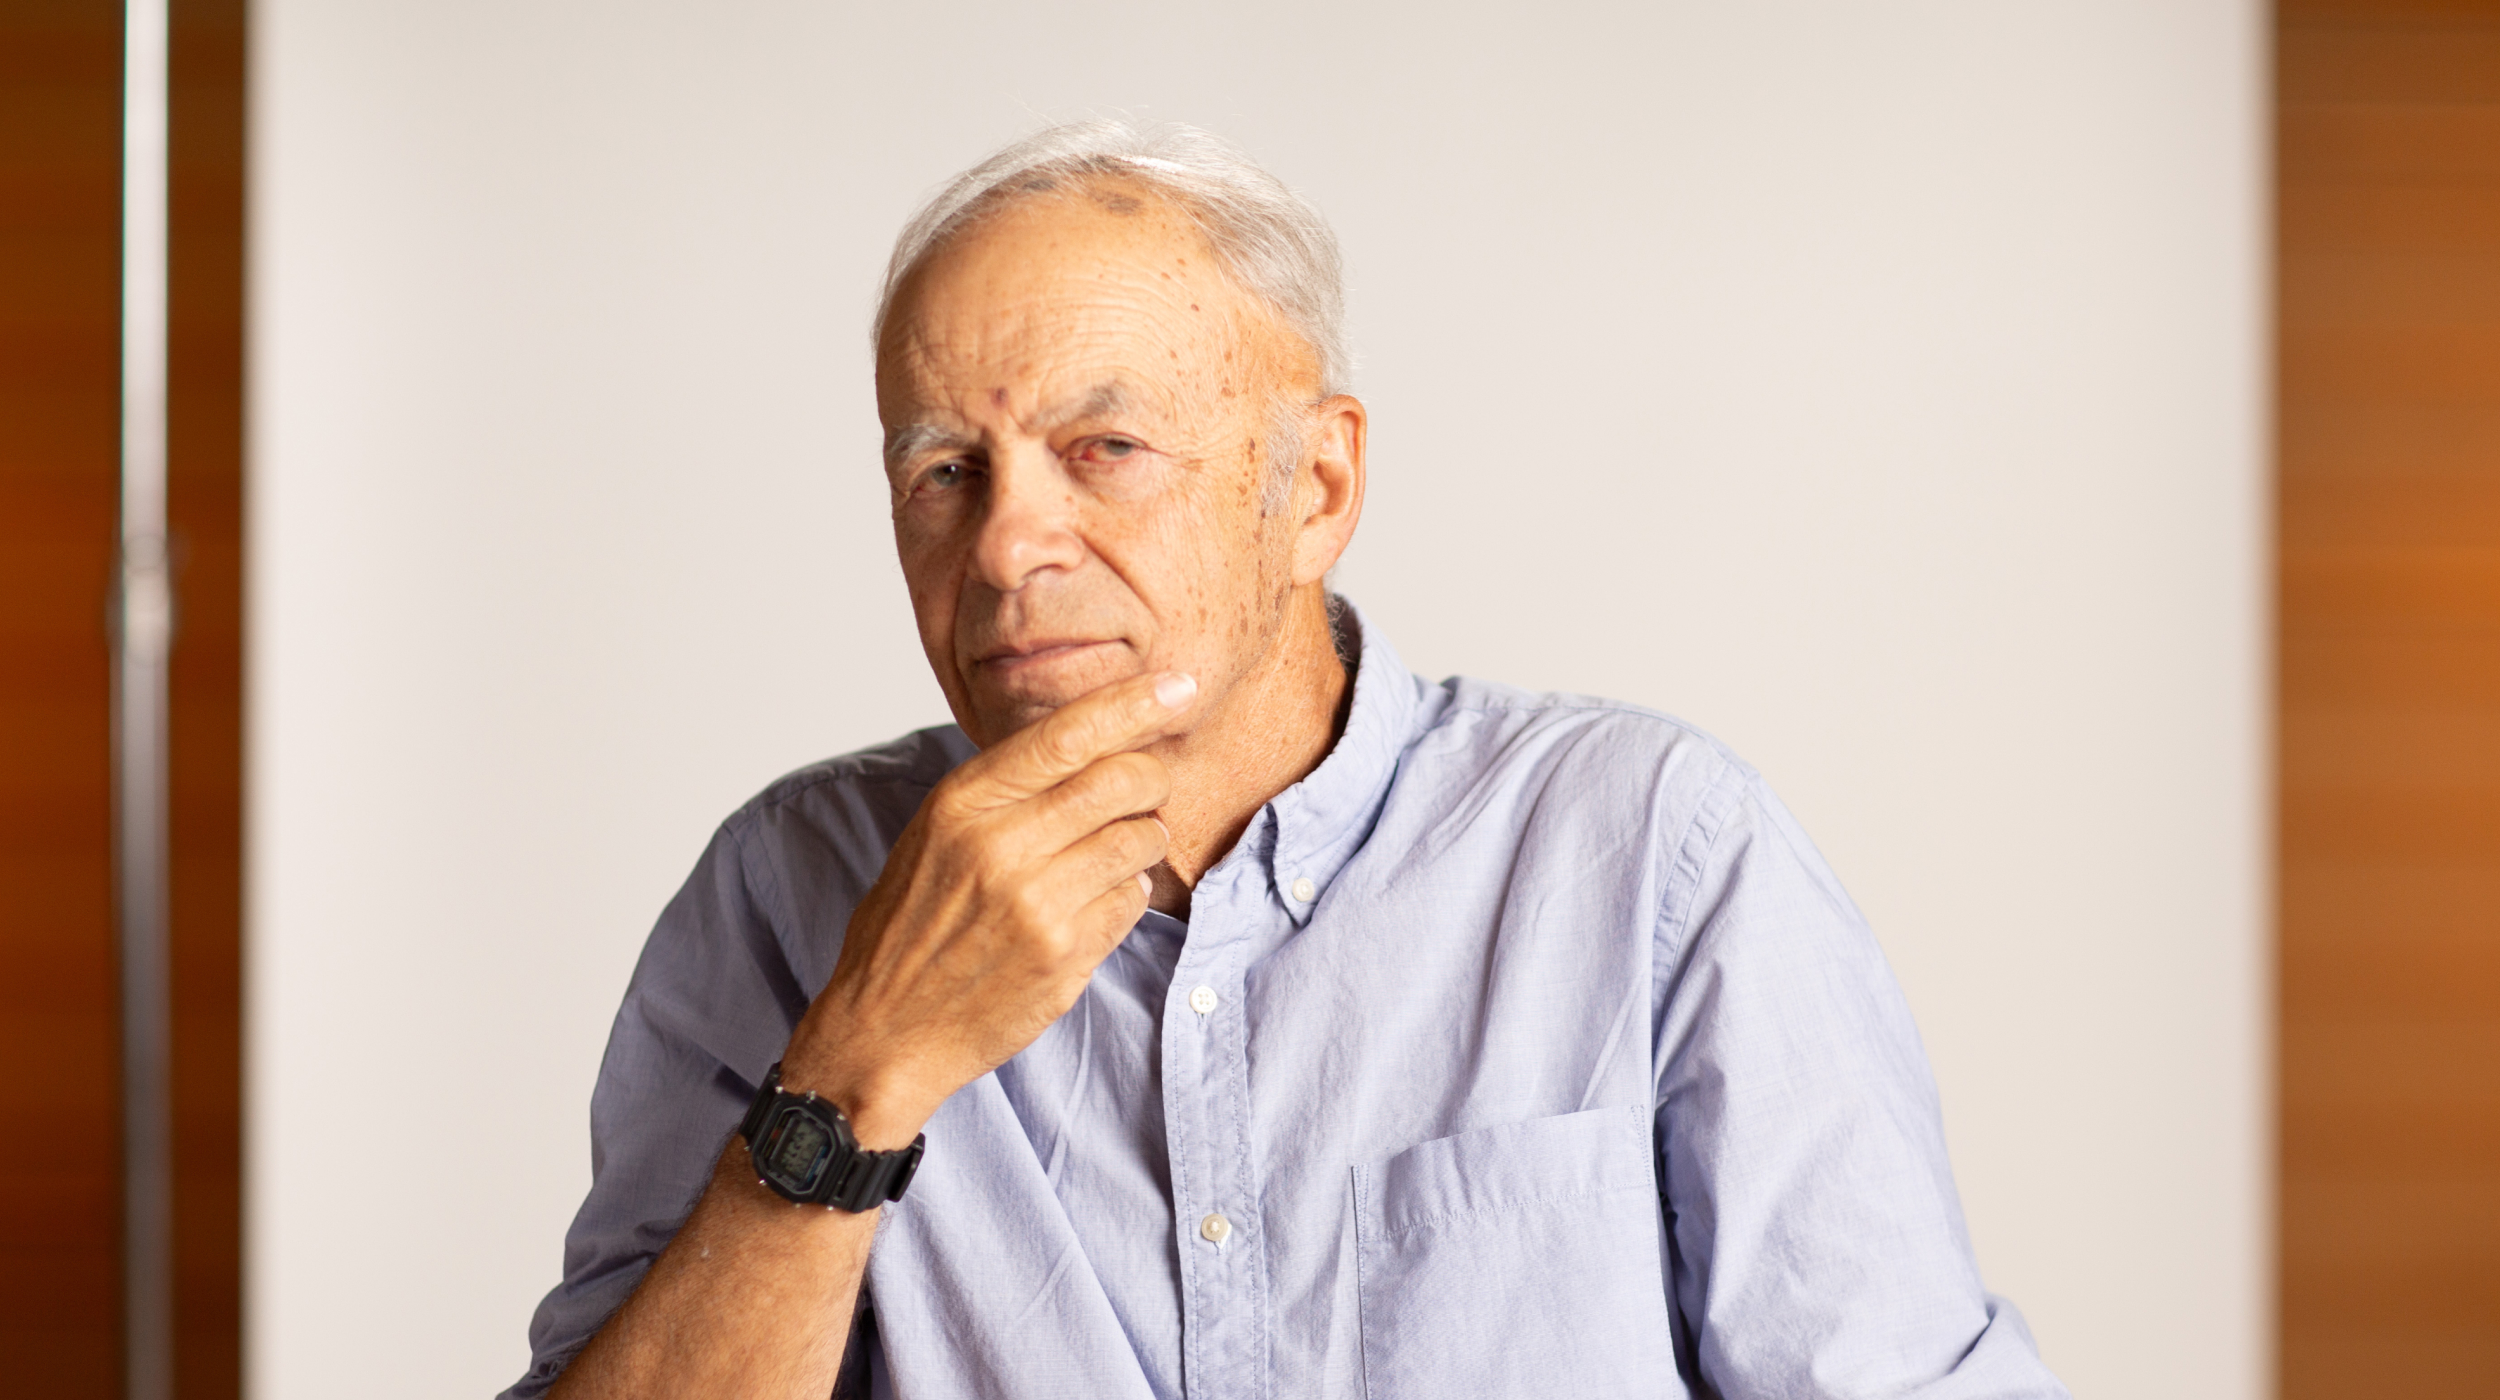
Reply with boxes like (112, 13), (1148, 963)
(248, 2), (2267, 1395)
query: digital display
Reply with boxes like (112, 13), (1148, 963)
(768, 1112), (832, 1188)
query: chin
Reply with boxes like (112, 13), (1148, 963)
(966, 645), (1140, 728)
(960, 680), (1089, 745)
(967, 699), (1057, 745)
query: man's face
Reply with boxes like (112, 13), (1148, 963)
(876, 184), (1318, 748)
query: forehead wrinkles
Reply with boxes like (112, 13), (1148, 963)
(886, 306), (1236, 444)
(891, 196), (1247, 354)
(879, 199), (1311, 460)
(901, 299), (1188, 386)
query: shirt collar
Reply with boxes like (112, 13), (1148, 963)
(1243, 596), (1427, 927)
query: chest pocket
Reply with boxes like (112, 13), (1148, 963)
(1351, 1104), (1679, 1400)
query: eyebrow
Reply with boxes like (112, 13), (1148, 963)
(1052, 381), (1132, 425)
(883, 422), (972, 472)
(882, 381), (1136, 472)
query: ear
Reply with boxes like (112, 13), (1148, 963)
(1289, 394), (1367, 586)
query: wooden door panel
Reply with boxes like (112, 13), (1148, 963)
(0, 1), (241, 1393)
(2279, 3), (2500, 1394)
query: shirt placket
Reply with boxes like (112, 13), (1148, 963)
(1161, 848), (1272, 1400)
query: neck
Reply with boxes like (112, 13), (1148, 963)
(1146, 586), (1349, 916)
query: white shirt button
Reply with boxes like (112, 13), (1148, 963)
(1199, 1212), (1232, 1245)
(1290, 876), (1317, 903)
(1188, 984), (1218, 1016)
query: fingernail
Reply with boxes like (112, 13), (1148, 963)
(1136, 871), (1154, 896)
(1155, 673), (1197, 709)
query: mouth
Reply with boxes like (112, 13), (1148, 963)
(975, 638), (1119, 672)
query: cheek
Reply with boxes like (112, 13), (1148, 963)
(893, 525), (963, 625)
(1132, 488), (1281, 650)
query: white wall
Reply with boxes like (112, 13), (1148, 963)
(249, 3), (2266, 1396)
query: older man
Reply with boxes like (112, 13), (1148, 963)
(508, 124), (2067, 1400)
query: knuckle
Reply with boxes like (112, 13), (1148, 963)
(1106, 753), (1164, 806)
(1134, 756), (1173, 806)
(967, 856), (1016, 906)
(951, 821), (1004, 872)
(923, 780), (976, 826)
(1030, 920), (1077, 961)
(1003, 882), (1052, 934)
(1035, 719), (1092, 771)
(1060, 757), (1115, 805)
(1055, 757), (1139, 823)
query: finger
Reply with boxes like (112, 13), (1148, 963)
(1037, 814), (1170, 911)
(1013, 751), (1172, 855)
(1066, 860), (1157, 962)
(958, 670), (1196, 805)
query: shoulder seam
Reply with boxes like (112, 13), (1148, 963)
(1652, 753), (1758, 974)
(734, 733), (960, 826)
(1427, 685), (1740, 758)
(748, 764), (939, 817)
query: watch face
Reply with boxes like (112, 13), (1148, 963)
(760, 1104), (835, 1193)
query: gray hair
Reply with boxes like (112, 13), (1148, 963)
(871, 122), (1350, 511)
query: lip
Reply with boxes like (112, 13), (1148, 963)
(975, 638), (1116, 669)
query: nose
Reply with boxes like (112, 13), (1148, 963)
(968, 444), (1085, 593)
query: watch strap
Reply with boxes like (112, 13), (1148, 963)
(738, 1062), (783, 1143)
(819, 1131), (925, 1213)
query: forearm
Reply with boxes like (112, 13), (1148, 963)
(552, 677), (1182, 1396)
(549, 1141), (875, 1400)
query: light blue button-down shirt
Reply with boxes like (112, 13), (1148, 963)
(507, 603), (2066, 1399)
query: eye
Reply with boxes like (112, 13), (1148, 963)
(1074, 435), (1142, 463)
(918, 460), (973, 493)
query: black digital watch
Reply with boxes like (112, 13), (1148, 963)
(738, 1062), (925, 1212)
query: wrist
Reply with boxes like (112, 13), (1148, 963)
(775, 1054), (933, 1152)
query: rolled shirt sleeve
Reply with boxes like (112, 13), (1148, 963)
(500, 816), (810, 1399)
(1652, 776), (2067, 1398)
